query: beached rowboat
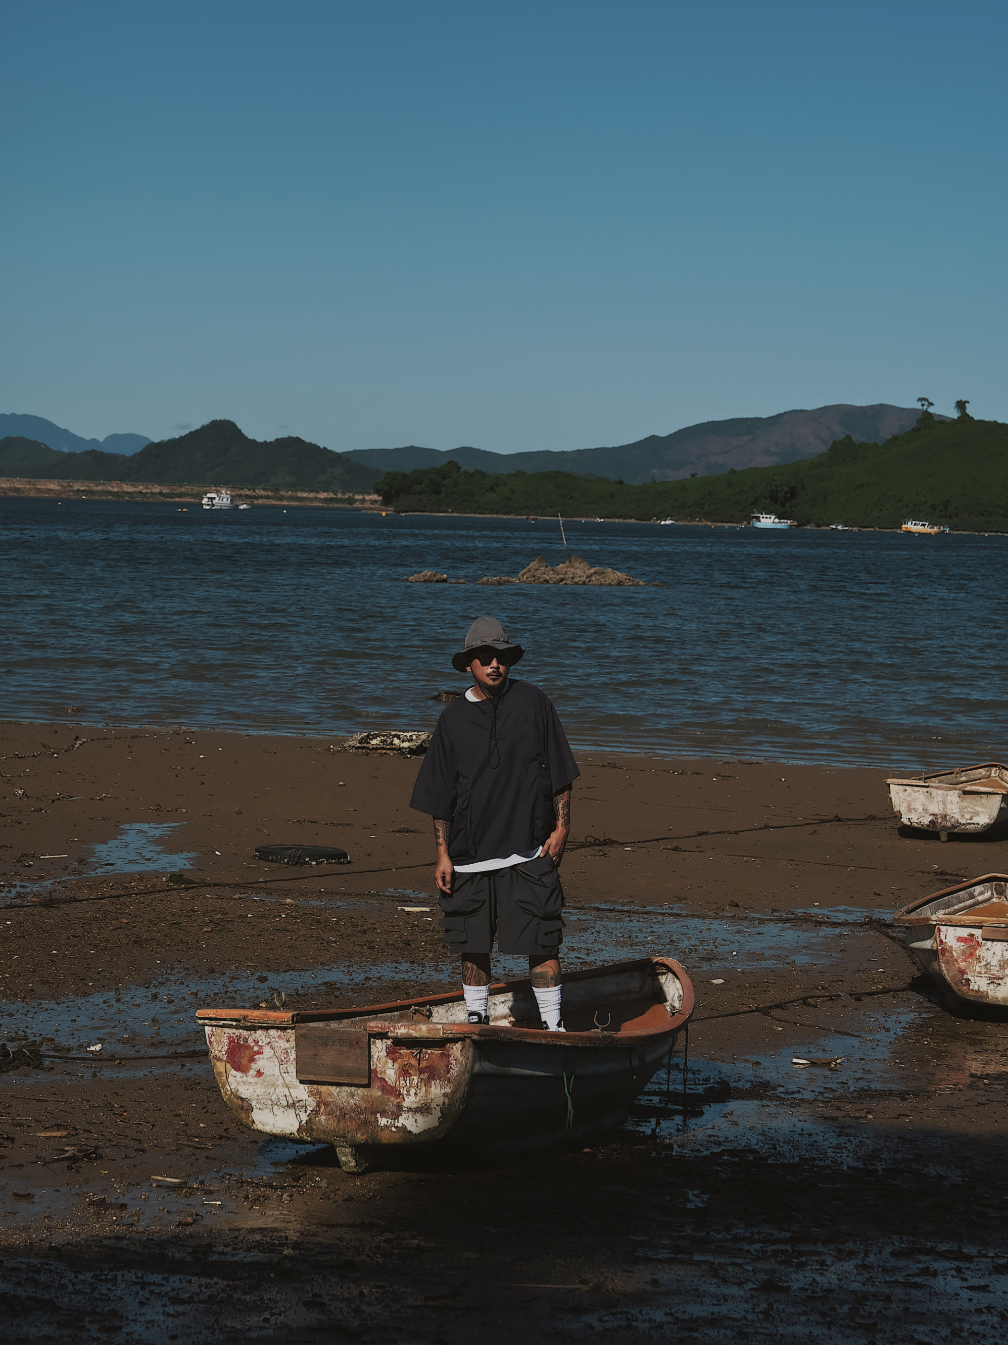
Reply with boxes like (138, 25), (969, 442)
(197, 956), (693, 1171)
(886, 762), (1008, 841)
(894, 875), (1008, 1010)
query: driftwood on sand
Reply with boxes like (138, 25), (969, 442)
(338, 731), (432, 756)
(479, 554), (644, 587)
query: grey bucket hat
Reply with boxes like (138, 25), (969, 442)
(451, 616), (525, 673)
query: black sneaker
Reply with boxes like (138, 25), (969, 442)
(467, 1011), (489, 1025)
(539, 1019), (565, 1032)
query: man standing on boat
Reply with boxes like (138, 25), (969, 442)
(410, 616), (579, 1031)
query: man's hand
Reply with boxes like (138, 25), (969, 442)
(435, 851), (454, 894)
(543, 788), (571, 865)
(433, 817), (454, 894)
(543, 826), (568, 865)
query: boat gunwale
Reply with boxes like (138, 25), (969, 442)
(196, 955), (694, 1047)
(887, 762), (1008, 787)
(894, 873), (1008, 927)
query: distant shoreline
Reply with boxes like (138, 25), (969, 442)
(0, 476), (382, 509)
(2, 479), (1004, 535)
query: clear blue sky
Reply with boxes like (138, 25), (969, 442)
(2, 1), (1005, 453)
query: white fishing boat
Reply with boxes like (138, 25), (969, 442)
(197, 956), (693, 1172)
(901, 519), (946, 534)
(750, 512), (797, 529)
(659, 518), (674, 525)
(202, 489), (236, 510)
(894, 875), (1008, 1010)
(886, 763), (1008, 841)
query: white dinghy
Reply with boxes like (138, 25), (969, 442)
(197, 956), (693, 1172)
(894, 875), (1008, 1011)
(886, 763), (1008, 841)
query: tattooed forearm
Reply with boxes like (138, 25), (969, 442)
(553, 789), (571, 829)
(433, 817), (451, 849)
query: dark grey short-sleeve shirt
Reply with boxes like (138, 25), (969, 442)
(409, 678), (579, 864)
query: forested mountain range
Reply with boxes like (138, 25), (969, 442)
(374, 413), (1007, 532)
(3, 402), (948, 487)
(348, 403), (945, 483)
(0, 420), (376, 493)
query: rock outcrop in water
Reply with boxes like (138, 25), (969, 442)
(479, 554), (644, 587)
(405, 570), (447, 583)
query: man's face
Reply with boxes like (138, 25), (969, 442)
(467, 647), (511, 696)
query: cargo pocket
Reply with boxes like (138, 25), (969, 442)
(437, 872), (484, 945)
(515, 853), (565, 950)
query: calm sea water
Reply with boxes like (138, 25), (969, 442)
(2, 497), (1004, 769)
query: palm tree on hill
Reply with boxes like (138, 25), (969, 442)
(955, 399), (971, 419)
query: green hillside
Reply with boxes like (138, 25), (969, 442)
(0, 437), (73, 476)
(375, 414), (1008, 530)
(0, 420), (376, 493)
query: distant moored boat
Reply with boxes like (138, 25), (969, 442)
(202, 489), (236, 510)
(901, 519), (946, 534)
(750, 512), (796, 529)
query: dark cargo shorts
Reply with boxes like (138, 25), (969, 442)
(437, 853), (565, 955)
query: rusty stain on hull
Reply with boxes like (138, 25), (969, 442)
(895, 875), (1008, 1010)
(887, 763), (1008, 837)
(198, 957), (694, 1158)
(206, 1025), (473, 1146)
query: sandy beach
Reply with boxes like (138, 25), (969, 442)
(2, 720), (1007, 1339)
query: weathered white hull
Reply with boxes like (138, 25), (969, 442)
(198, 958), (693, 1165)
(886, 763), (1008, 839)
(895, 875), (1008, 1010)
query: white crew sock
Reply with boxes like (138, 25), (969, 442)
(463, 983), (489, 1019)
(533, 984), (564, 1031)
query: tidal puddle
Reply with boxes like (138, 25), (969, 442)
(2, 903), (892, 1070)
(497, 902), (885, 978)
(0, 962), (430, 1068)
(88, 821), (197, 875)
(626, 999), (932, 1152)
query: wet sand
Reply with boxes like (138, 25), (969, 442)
(2, 721), (1007, 1341)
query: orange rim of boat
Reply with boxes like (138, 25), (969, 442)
(894, 873), (1008, 925)
(195, 955), (694, 1046)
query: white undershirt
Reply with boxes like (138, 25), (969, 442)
(452, 680), (543, 874)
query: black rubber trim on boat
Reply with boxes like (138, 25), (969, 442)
(254, 844), (351, 866)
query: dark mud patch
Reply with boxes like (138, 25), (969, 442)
(2, 1138), (1007, 1343)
